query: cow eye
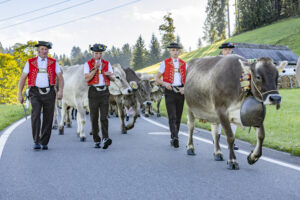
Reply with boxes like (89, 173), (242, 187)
(116, 76), (120, 80)
(256, 75), (261, 80)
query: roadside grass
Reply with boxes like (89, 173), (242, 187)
(153, 88), (300, 156)
(0, 104), (30, 132)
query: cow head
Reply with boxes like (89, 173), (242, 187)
(136, 79), (152, 106)
(239, 58), (287, 109)
(111, 64), (133, 95)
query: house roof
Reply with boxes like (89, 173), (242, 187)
(232, 43), (299, 65)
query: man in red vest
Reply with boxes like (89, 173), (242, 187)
(155, 42), (187, 148)
(18, 41), (64, 150)
(84, 43), (114, 149)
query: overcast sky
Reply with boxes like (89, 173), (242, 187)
(0, 0), (235, 56)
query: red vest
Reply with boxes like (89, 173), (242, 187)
(162, 57), (186, 85)
(87, 58), (110, 86)
(27, 57), (57, 87)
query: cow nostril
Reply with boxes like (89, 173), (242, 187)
(128, 89), (132, 93)
(147, 102), (152, 106)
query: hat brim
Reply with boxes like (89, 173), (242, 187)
(167, 46), (182, 49)
(90, 47), (105, 52)
(35, 44), (52, 49)
(219, 46), (235, 49)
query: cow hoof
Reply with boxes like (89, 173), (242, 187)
(157, 113), (161, 117)
(150, 112), (154, 115)
(247, 151), (259, 165)
(67, 124), (71, 128)
(89, 131), (92, 136)
(59, 128), (64, 135)
(122, 130), (127, 134)
(80, 137), (86, 142)
(52, 125), (58, 130)
(214, 153), (224, 161)
(187, 149), (195, 155)
(145, 114), (149, 118)
(227, 161), (240, 170)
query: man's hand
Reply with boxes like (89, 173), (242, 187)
(104, 71), (113, 76)
(95, 60), (101, 68)
(57, 90), (63, 100)
(179, 87), (184, 95)
(18, 94), (24, 104)
(163, 82), (172, 90)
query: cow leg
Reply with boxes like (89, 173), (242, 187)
(156, 98), (161, 117)
(58, 102), (67, 135)
(126, 105), (138, 131)
(52, 100), (58, 129)
(66, 107), (72, 128)
(144, 104), (150, 117)
(186, 106), (195, 155)
(217, 109), (239, 170)
(247, 125), (265, 165)
(211, 123), (223, 161)
(76, 103), (86, 142)
(117, 102), (126, 134)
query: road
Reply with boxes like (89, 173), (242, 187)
(0, 114), (300, 200)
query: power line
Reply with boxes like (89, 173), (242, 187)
(0, 0), (11, 5)
(0, 0), (71, 22)
(35, 0), (141, 33)
(0, 0), (94, 30)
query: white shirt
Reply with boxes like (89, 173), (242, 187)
(158, 58), (187, 86)
(23, 56), (62, 88)
(84, 59), (113, 86)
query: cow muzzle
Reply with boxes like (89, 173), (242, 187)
(264, 94), (281, 108)
(121, 87), (133, 95)
(143, 101), (152, 106)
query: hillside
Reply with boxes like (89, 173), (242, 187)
(137, 17), (300, 74)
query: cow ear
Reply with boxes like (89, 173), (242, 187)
(239, 59), (251, 74)
(277, 61), (288, 73)
(130, 81), (138, 90)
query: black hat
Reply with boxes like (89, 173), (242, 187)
(90, 43), (107, 52)
(219, 42), (235, 49)
(167, 42), (182, 49)
(35, 41), (52, 49)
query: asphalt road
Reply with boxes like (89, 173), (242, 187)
(0, 113), (300, 200)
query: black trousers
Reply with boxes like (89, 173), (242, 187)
(164, 89), (185, 139)
(29, 86), (56, 145)
(88, 86), (110, 143)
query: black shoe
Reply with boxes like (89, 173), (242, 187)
(33, 143), (41, 150)
(234, 143), (239, 150)
(102, 138), (112, 149)
(170, 138), (179, 148)
(94, 142), (101, 148)
(42, 145), (48, 150)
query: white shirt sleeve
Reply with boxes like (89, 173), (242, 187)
(186, 63), (188, 69)
(108, 62), (113, 73)
(23, 61), (29, 74)
(84, 62), (90, 74)
(158, 61), (165, 74)
(55, 62), (62, 74)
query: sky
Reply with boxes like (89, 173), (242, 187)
(0, 0), (235, 56)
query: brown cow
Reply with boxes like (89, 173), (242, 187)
(185, 55), (287, 170)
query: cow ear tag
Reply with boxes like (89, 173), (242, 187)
(130, 81), (138, 90)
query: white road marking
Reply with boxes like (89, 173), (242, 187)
(0, 117), (29, 159)
(142, 116), (300, 172)
(148, 132), (170, 135)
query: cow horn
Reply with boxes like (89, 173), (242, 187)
(239, 59), (251, 74)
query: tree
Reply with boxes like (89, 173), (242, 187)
(176, 35), (184, 50)
(159, 12), (176, 59)
(0, 42), (4, 53)
(147, 33), (161, 65)
(203, 0), (227, 44)
(70, 46), (85, 65)
(131, 35), (147, 70)
(197, 38), (202, 49)
(120, 43), (132, 67)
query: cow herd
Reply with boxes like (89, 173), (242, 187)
(52, 55), (299, 170)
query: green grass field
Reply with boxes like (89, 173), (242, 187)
(138, 17), (300, 74)
(154, 88), (300, 156)
(0, 104), (30, 132)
